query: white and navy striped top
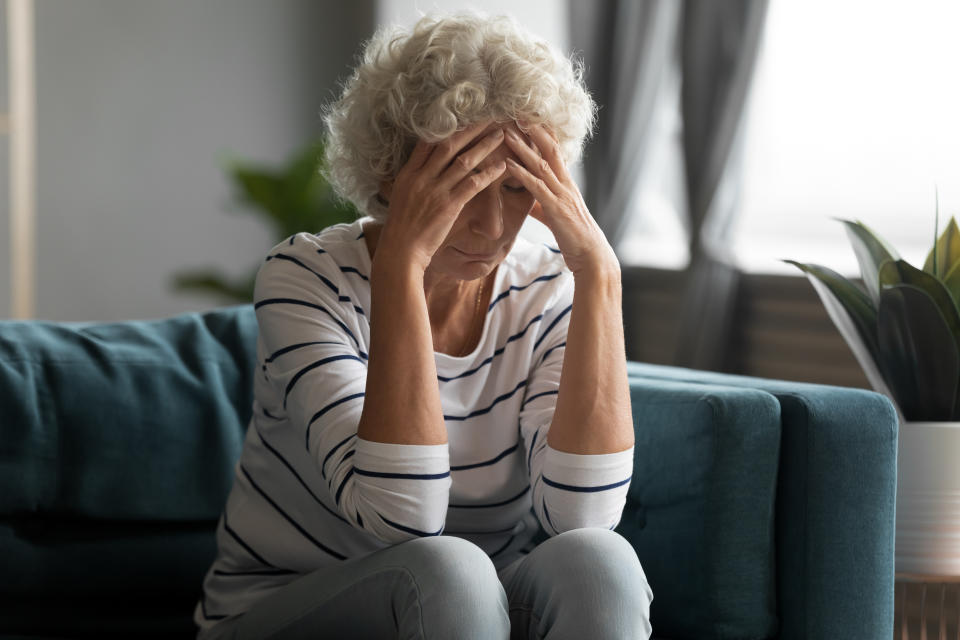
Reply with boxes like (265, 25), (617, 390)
(194, 218), (634, 635)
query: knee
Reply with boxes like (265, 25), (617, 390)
(394, 536), (508, 638)
(543, 528), (653, 611)
(399, 535), (500, 590)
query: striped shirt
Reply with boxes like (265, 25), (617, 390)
(194, 218), (634, 634)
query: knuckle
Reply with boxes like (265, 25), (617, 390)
(455, 154), (472, 172)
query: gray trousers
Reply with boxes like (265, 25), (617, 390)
(201, 528), (653, 639)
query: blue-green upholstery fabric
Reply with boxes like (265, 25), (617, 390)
(618, 378), (781, 638)
(0, 306), (256, 521)
(627, 362), (899, 640)
(0, 305), (899, 639)
(0, 306), (257, 638)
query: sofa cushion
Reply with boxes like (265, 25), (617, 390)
(618, 377), (781, 639)
(0, 305), (258, 520)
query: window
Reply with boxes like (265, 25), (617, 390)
(733, 0), (960, 275)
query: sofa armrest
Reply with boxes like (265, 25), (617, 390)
(627, 362), (899, 640)
(620, 376), (781, 639)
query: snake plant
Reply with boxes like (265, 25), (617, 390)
(786, 213), (960, 421)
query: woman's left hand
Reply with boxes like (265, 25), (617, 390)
(503, 123), (618, 276)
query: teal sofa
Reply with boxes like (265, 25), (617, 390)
(0, 305), (898, 639)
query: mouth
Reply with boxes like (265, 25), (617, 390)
(455, 247), (499, 260)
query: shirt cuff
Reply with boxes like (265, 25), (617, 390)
(353, 437), (450, 477)
(542, 445), (634, 489)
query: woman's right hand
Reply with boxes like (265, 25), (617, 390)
(374, 122), (507, 273)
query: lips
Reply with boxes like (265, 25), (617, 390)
(456, 248), (498, 259)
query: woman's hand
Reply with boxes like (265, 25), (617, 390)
(503, 123), (618, 276)
(376, 122), (507, 273)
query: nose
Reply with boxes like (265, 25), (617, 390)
(466, 183), (504, 240)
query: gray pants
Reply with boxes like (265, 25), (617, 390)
(202, 528), (653, 639)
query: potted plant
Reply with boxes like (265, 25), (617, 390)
(172, 138), (356, 303)
(786, 211), (960, 576)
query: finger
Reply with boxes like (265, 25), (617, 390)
(523, 123), (570, 182)
(504, 129), (564, 195)
(449, 160), (506, 206)
(422, 120), (492, 177)
(400, 138), (435, 175)
(439, 128), (505, 188)
(505, 157), (558, 209)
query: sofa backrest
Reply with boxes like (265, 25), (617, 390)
(0, 304), (258, 637)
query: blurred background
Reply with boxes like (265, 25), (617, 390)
(2, 0), (959, 388)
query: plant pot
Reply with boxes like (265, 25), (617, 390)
(897, 421), (960, 575)
(803, 270), (960, 574)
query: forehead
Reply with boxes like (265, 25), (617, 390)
(470, 120), (534, 168)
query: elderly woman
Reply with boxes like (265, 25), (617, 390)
(195, 13), (652, 640)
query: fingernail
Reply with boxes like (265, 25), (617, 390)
(491, 129), (504, 138)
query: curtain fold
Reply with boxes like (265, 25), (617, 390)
(673, 0), (768, 370)
(569, 0), (681, 250)
(572, 0), (768, 371)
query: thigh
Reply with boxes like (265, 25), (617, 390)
(207, 535), (509, 640)
(497, 528), (653, 640)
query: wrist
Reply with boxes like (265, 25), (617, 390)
(570, 246), (621, 283)
(371, 253), (425, 294)
(372, 227), (434, 276)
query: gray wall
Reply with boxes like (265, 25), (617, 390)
(3, 0), (372, 321)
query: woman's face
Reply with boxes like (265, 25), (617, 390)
(426, 121), (537, 281)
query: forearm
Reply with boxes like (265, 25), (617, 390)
(358, 254), (447, 445)
(546, 259), (634, 454)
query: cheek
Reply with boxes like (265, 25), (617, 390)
(509, 194), (536, 221)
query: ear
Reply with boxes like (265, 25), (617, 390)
(379, 180), (394, 201)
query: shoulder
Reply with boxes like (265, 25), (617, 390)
(253, 218), (368, 305)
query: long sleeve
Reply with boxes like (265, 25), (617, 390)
(253, 236), (450, 543)
(517, 273), (634, 534)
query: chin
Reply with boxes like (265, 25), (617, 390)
(431, 251), (502, 281)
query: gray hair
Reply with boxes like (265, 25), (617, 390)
(322, 12), (596, 221)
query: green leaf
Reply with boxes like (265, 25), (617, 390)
(783, 260), (880, 360)
(878, 259), (960, 341)
(877, 284), (960, 420)
(943, 260), (960, 309)
(171, 268), (256, 303)
(838, 219), (899, 305)
(923, 217), (960, 277)
(174, 137), (357, 306)
(227, 138), (356, 240)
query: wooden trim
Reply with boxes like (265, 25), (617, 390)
(622, 265), (871, 389)
(8, 0), (37, 319)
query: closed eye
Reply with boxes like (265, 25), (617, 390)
(470, 168), (527, 193)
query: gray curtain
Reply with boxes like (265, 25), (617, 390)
(571, 0), (768, 371)
(569, 0), (681, 250)
(674, 0), (768, 370)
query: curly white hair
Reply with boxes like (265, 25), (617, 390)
(322, 12), (596, 221)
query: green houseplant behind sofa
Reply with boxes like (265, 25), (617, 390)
(0, 305), (897, 639)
